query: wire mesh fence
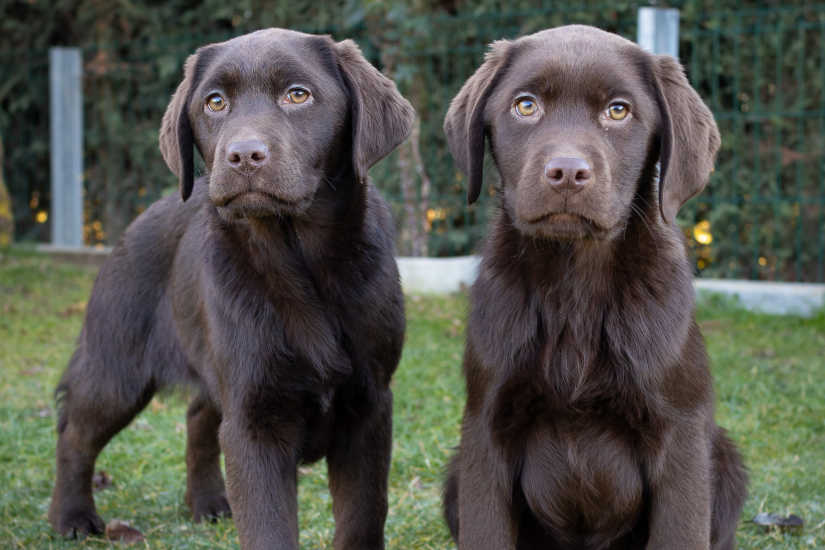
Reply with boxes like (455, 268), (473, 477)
(682, 4), (825, 282)
(1, 2), (824, 281)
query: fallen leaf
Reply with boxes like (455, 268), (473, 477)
(93, 470), (113, 492)
(133, 418), (152, 431)
(59, 301), (87, 317)
(21, 364), (45, 376)
(753, 348), (777, 359)
(105, 519), (144, 544)
(752, 512), (804, 533)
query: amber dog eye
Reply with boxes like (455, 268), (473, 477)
(206, 93), (227, 112)
(607, 102), (629, 121)
(515, 96), (538, 117)
(286, 87), (311, 104)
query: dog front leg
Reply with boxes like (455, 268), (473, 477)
(646, 418), (712, 550)
(327, 390), (393, 550)
(219, 416), (301, 550)
(185, 393), (230, 522)
(457, 415), (518, 550)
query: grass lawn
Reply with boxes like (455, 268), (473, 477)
(1, 249), (824, 549)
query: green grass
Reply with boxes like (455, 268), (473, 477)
(1, 250), (823, 549)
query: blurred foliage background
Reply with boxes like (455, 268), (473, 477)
(0, 0), (823, 281)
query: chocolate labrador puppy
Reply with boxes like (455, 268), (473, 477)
(48, 29), (414, 550)
(442, 26), (747, 550)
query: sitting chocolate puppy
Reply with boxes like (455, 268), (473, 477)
(442, 26), (747, 550)
(48, 29), (414, 550)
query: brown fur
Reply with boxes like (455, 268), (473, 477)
(442, 25), (747, 550)
(49, 28), (414, 550)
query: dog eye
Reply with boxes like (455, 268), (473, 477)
(285, 87), (311, 104)
(606, 102), (629, 121)
(206, 93), (228, 112)
(514, 96), (538, 117)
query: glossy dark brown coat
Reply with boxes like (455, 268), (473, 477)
(442, 26), (747, 550)
(48, 29), (414, 550)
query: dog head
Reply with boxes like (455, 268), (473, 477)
(444, 25), (719, 241)
(160, 29), (414, 220)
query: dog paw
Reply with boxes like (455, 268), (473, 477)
(189, 492), (232, 523)
(51, 507), (105, 538)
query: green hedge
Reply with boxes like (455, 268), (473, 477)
(1, 1), (823, 281)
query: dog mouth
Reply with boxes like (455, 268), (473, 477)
(214, 190), (310, 219)
(524, 212), (605, 239)
(218, 190), (296, 208)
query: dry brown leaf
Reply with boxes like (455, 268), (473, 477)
(105, 519), (144, 544)
(59, 301), (87, 317)
(20, 364), (44, 376)
(93, 470), (113, 492)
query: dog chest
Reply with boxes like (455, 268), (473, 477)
(519, 420), (644, 545)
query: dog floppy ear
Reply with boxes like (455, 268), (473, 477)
(652, 55), (720, 224)
(334, 39), (415, 184)
(443, 40), (512, 204)
(159, 53), (199, 201)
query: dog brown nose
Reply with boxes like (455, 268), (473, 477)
(544, 157), (591, 193)
(226, 140), (269, 174)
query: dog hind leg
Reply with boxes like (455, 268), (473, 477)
(443, 453), (460, 542)
(710, 427), (748, 550)
(48, 352), (156, 538)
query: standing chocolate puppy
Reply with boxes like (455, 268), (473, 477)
(48, 29), (414, 550)
(442, 26), (747, 550)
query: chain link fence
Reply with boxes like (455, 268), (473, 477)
(1, 2), (824, 281)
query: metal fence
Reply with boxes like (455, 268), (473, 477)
(1, 2), (824, 281)
(683, 5), (825, 282)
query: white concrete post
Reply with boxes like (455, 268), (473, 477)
(637, 7), (680, 58)
(49, 47), (84, 247)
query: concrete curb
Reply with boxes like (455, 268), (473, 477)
(694, 278), (825, 317)
(35, 247), (825, 316)
(396, 257), (825, 317)
(36, 244), (112, 266)
(396, 255), (480, 294)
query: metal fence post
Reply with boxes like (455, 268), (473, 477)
(49, 47), (84, 247)
(637, 7), (680, 58)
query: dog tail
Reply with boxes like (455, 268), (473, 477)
(443, 453), (460, 542)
